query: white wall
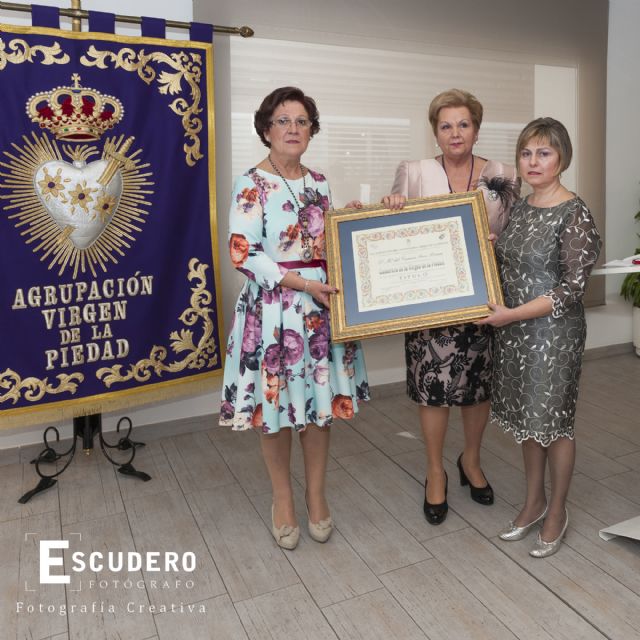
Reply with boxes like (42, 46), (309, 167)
(607, 0), (640, 280)
(0, 0), (636, 448)
(584, 0), (640, 349)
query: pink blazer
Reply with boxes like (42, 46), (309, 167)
(391, 158), (519, 236)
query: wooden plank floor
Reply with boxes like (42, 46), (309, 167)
(2, 352), (639, 640)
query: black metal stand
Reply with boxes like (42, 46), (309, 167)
(18, 413), (151, 504)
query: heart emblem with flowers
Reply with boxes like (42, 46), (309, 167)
(34, 159), (123, 250)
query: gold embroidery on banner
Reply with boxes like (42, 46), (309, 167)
(0, 132), (154, 279)
(27, 73), (125, 141)
(80, 46), (203, 166)
(0, 38), (70, 70)
(0, 369), (84, 404)
(96, 258), (218, 387)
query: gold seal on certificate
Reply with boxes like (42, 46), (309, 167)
(325, 192), (503, 341)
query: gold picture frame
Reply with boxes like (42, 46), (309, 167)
(325, 191), (503, 342)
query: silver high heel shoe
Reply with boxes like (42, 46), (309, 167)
(529, 508), (569, 558)
(271, 505), (300, 550)
(499, 504), (548, 541)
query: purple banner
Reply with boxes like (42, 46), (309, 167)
(0, 24), (222, 424)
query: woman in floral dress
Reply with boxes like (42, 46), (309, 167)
(219, 87), (369, 550)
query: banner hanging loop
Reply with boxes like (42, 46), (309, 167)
(0, 0), (254, 37)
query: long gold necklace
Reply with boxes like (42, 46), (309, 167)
(268, 155), (313, 263)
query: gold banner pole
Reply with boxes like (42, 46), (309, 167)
(0, 0), (254, 36)
(70, 0), (80, 32)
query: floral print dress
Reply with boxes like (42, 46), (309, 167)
(219, 167), (369, 433)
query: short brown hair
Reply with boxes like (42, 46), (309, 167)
(515, 117), (572, 174)
(254, 86), (320, 148)
(428, 89), (483, 135)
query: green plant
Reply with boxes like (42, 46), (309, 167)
(620, 210), (640, 307)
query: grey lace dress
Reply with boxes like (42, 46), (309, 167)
(491, 196), (601, 445)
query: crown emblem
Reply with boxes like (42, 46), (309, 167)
(26, 74), (124, 142)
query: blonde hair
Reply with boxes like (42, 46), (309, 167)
(428, 89), (483, 135)
(515, 117), (573, 174)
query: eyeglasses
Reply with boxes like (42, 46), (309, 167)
(270, 117), (312, 130)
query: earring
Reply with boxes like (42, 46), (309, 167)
(474, 140), (479, 145)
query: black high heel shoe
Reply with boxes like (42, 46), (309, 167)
(457, 453), (493, 505)
(423, 471), (448, 525)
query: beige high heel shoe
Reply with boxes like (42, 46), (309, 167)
(305, 496), (333, 543)
(271, 505), (300, 550)
(307, 510), (333, 543)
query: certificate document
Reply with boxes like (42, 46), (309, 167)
(352, 216), (474, 312)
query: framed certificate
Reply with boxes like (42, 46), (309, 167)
(325, 191), (503, 341)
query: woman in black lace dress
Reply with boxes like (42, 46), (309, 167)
(383, 89), (519, 525)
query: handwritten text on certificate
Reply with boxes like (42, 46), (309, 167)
(352, 217), (474, 312)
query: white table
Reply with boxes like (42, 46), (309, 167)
(592, 264), (640, 358)
(591, 265), (640, 276)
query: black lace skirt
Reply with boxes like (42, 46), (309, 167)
(405, 323), (492, 407)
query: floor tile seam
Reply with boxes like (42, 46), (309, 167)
(233, 581), (340, 640)
(483, 533), (616, 640)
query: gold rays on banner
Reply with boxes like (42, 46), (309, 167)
(0, 132), (154, 278)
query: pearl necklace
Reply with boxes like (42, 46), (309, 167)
(441, 154), (474, 193)
(268, 155), (313, 262)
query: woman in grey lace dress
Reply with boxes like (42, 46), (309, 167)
(477, 118), (601, 558)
